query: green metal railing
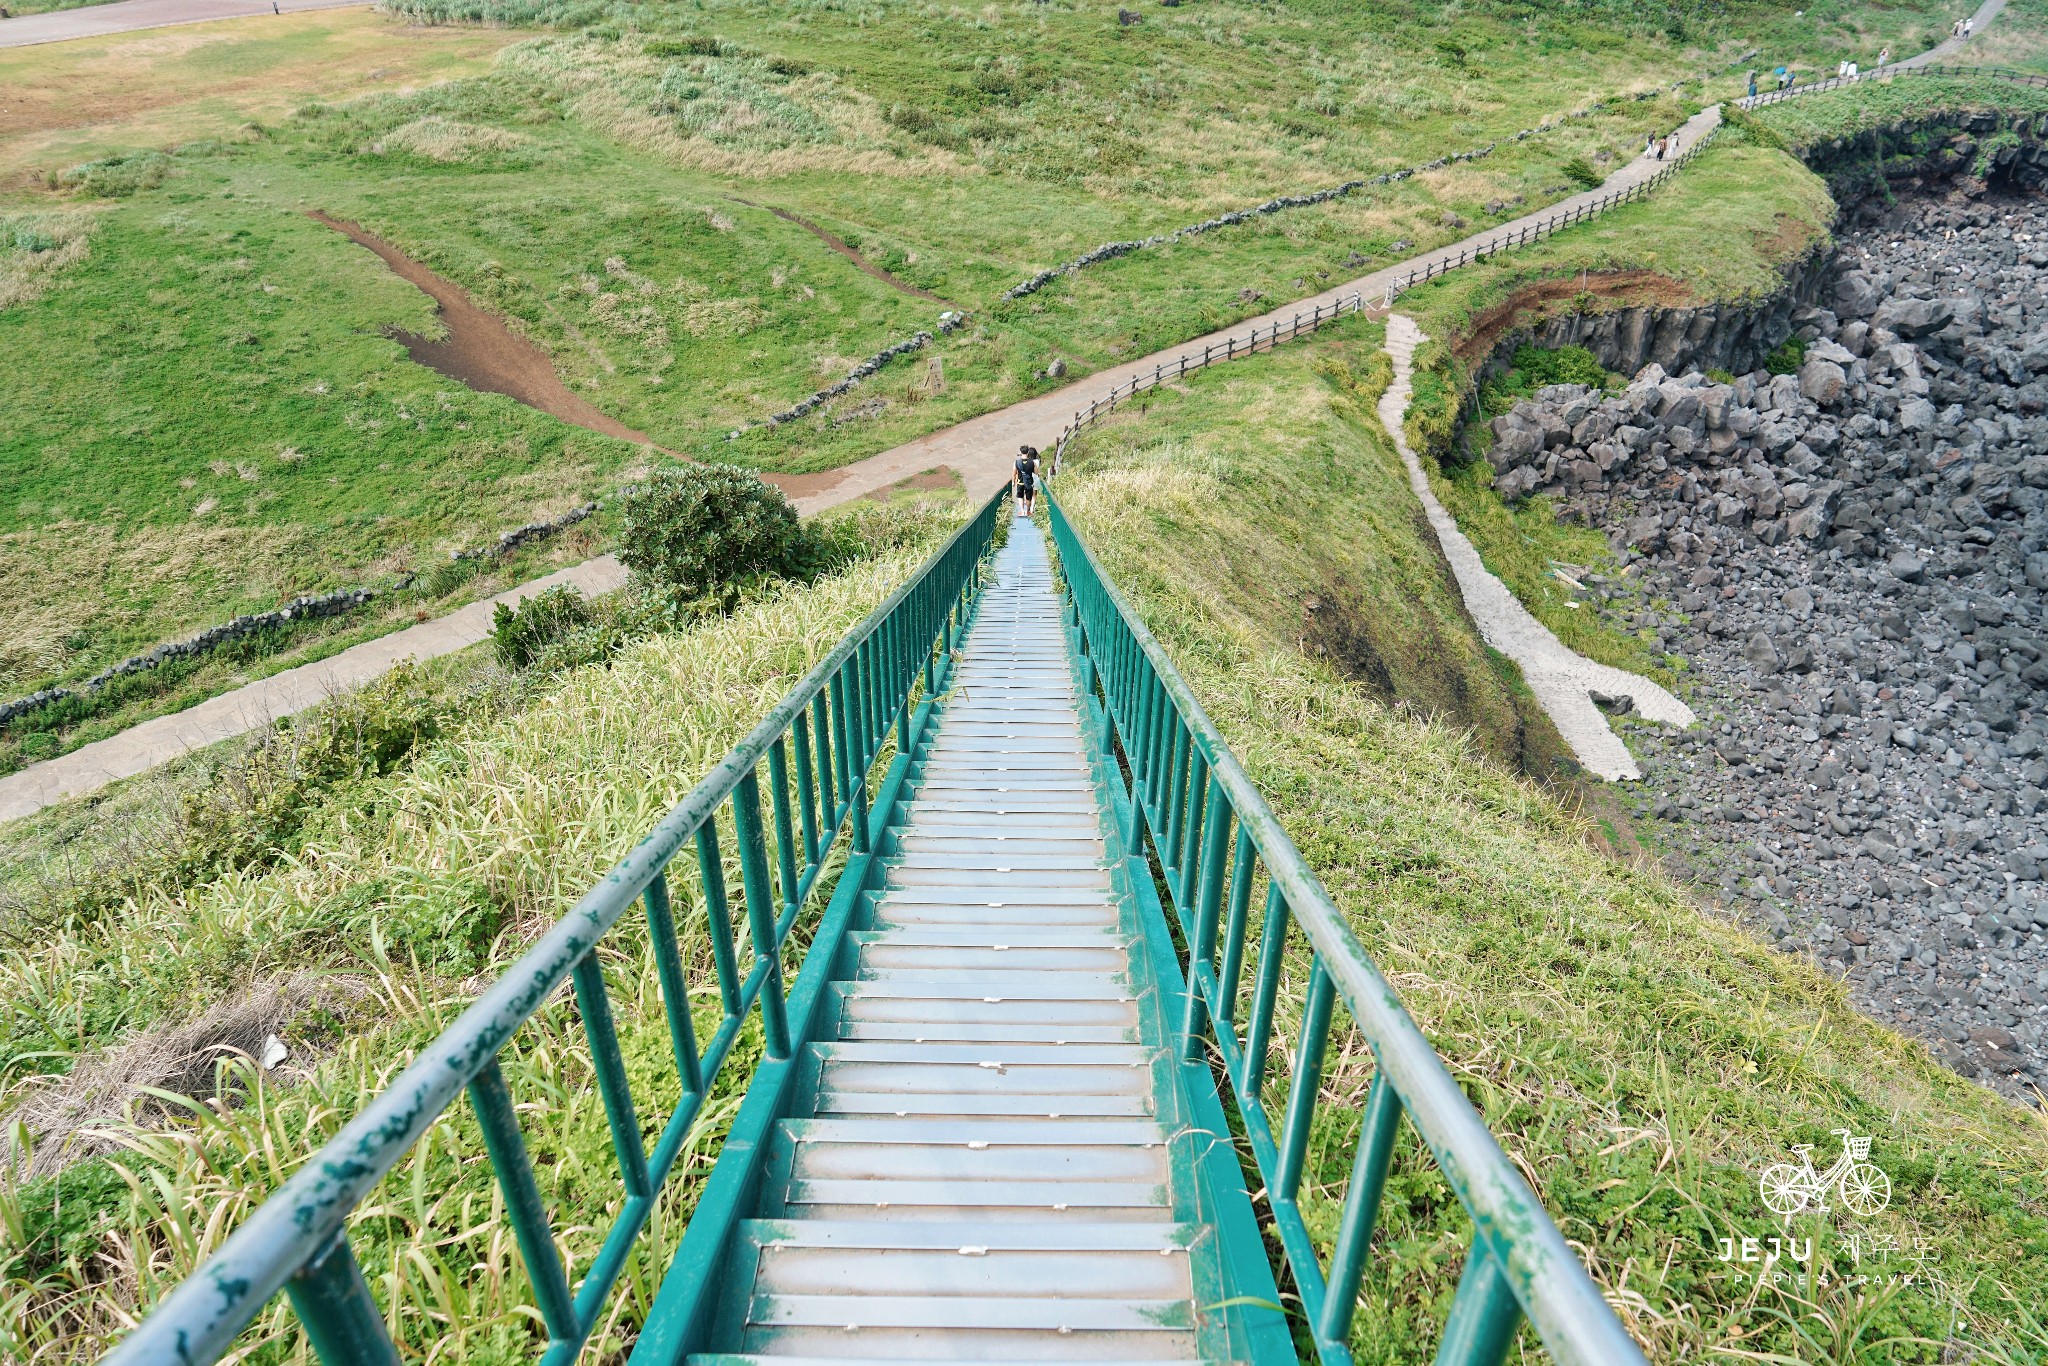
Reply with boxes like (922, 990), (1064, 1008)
(102, 489), (1008, 1366)
(1044, 487), (1650, 1366)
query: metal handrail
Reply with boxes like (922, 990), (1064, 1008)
(1043, 486), (1649, 1366)
(102, 489), (1010, 1366)
(1734, 61), (2048, 111)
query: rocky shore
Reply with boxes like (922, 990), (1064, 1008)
(1483, 190), (2048, 1098)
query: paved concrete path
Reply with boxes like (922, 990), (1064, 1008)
(1376, 316), (1694, 781)
(0, 556), (624, 823)
(0, 0), (2002, 820)
(0, 0), (366, 48)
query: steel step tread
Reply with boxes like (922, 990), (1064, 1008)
(784, 1178), (1169, 1209)
(781, 1119), (1169, 1147)
(746, 1294), (1193, 1331)
(851, 928), (1127, 948)
(837, 1022), (1138, 1044)
(813, 1092), (1153, 1119)
(811, 1041), (1154, 1065)
(836, 979), (1135, 1000)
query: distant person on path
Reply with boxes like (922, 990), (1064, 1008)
(1656, 135), (1669, 160)
(1775, 65), (1791, 90)
(1877, 47), (1890, 68)
(1846, 60), (1858, 78)
(1013, 445), (1040, 516)
(1837, 59), (1849, 78)
(1748, 69), (1759, 98)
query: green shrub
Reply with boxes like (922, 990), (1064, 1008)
(1506, 342), (1609, 391)
(55, 151), (171, 198)
(492, 585), (592, 669)
(618, 464), (814, 607)
(1404, 339), (1467, 464)
(1763, 335), (1806, 375)
(1560, 155), (1603, 189)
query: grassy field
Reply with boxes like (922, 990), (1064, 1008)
(1050, 341), (2048, 1365)
(0, 491), (968, 1361)
(0, 0), (1982, 745)
(1748, 68), (2048, 147)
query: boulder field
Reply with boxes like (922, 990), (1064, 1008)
(1482, 190), (2048, 1097)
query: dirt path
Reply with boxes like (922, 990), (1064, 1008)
(1376, 315), (1694, 781)
(732, 198), (957, 307)
(0, 0), (364, 48)
(311, 212), (658, 448)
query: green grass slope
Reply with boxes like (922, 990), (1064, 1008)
(0, 495), (966, 1362)
(0, 0), (1978, 715)
(1051, 342), (2048, 1363)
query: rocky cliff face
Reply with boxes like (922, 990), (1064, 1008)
(1496, 248), (1839, 380)
(1473, 108), (2048, 395)
(1482, 192), (2048, 1097)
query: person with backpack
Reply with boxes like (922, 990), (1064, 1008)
(1013, 445), (1040, 516)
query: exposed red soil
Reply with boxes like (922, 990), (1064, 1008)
(1452, 269), (1697, 367)
(732, 197), (957, 307)
(310, 210), (656, 448)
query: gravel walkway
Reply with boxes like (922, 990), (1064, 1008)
(0, 0), (366, 48)
(1377, 316), (1695, 780)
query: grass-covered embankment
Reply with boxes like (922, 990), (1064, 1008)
(0, 0), (1979, 712)
(0, 493), (968, 1362)
(1050, 337), (2048, 1363)
(1377, 124), (1837, 687)
(1748, 69), (2048, 149)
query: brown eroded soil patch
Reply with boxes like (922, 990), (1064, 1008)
(311, 211), (656, 449)
(732, 197), (957, 307)
(1451, 269), (1698, 368)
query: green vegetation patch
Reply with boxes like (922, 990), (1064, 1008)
(0, 493), (971, 1359)
(1751, 71), (2048, 149)
(1051, 347), (2048, 1364)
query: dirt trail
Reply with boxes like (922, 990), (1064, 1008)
(310, 211), (657, 448)
(733, 198), (957, 307)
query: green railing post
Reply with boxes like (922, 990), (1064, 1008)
(1181, 781), (1233, 1060)
(733, 772), (792, 1059)
(1318, 1071), (1404, 1348)
(571, 950), (653, 1200)
(1433, 1243), (1522, 1366)
(643, 871), (704, 1094)
(1216, 828), (1256, 1032)
(768, 738), (801, 919)
(695, 821), (743, 1020)
(1274, 958), (1336, 1202)
(283, 1230), (398, 1366)
(1240, 884), (1291, 1099)
(467, 1059), (581, 1345)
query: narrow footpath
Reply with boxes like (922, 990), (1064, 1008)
(1377, 316), (1694, 780)
(0, 0), (2007, 821)
(0, 0), (365, 48)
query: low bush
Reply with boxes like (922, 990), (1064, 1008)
(1560, 155), (1603, 189)
(492, 585), (593, 669)
(54, 152), (171, 198)
(1764, 335), (1807, 375)
(618, 464), (819, 609)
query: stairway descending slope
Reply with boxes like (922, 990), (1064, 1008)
(690, 519), (1288, 1365)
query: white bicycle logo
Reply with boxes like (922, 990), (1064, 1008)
(1759, 1129), (1891, 1217)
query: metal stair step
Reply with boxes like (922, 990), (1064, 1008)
(838, 1021), (1137, 1044)
(890, 834), (1103, 857)
(813, 1092), (1153, 1119)
(836, 978), (1135, 1001)
(858, 944), (1130, 974)
(852, 928), (1126, 948)
(834, 992), (1138, 1032)
(745, 1293), (1194, 1332)
(781, 1119), (1168, 1147)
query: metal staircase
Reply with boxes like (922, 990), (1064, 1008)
(684, 522), (1288, 1363)
(109, 486), (1650, 1366)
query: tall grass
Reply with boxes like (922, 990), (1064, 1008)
(0, 501), (964, 1360)
(1052, 340), (2048, 1364)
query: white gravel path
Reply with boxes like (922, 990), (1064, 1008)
(0, 0), (366, 48)
(1377, 315), (1695, 780)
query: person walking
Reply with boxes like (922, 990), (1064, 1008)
(1877, 46), (1890, 69)
(1747, 69), (1759, 98)
(1656, 135), (1669, 160)
(1013, 445), (1040, 517)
